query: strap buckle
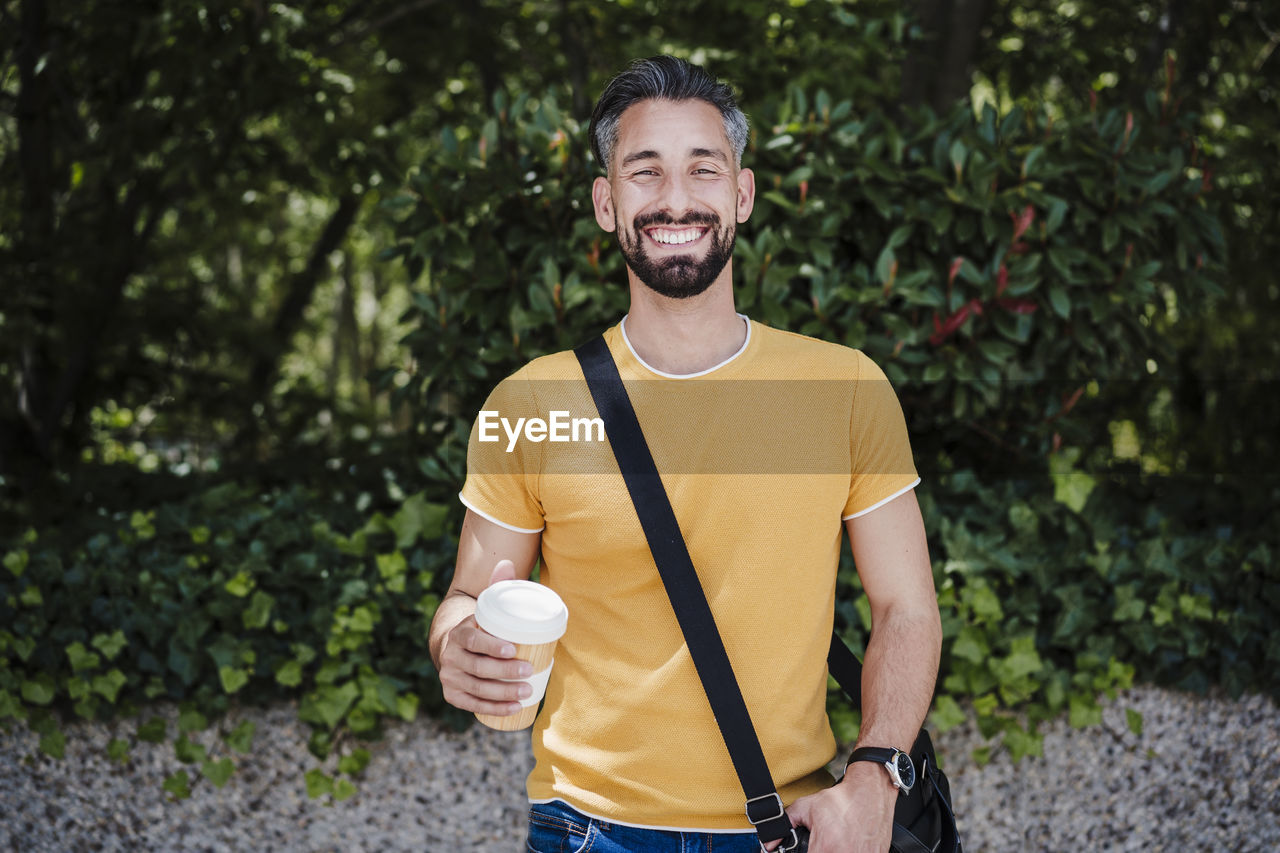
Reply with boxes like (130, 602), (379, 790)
(746, 793), (802, 852)
(761, 828), (802, 852)
(745, 792), (784, 826)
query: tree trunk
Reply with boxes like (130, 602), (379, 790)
(13, 0), (55, 466)
(900, 0), (991, 114)
(237, 193), (362, 452)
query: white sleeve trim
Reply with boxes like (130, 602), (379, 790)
(458, 493), (544, 534)
(841, 477), (921, 521)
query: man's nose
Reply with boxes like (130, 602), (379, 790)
(657, 172), (695, 216)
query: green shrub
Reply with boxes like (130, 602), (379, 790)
(4, 80), (1276, 784)
(0, 476), (461, 796)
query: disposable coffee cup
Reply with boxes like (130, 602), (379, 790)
(473, 580), (568, 731)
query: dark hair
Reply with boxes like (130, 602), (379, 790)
(588, 55), (749, 175)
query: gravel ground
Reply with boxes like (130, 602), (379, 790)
(2, 685), (1277, 852)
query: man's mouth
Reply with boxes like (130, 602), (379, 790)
(644, 226), (708, 247)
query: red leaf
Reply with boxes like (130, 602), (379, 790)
(930, 301), (983, 345)
(996, 264), (1009, 296)
(948, 257), (964, 286)
(1011, 205), (1035, 243)
(997, 298), (1038, 315)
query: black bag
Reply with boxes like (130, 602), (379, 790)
(576, 336), (961, 853)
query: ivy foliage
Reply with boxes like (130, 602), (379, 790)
(1, 476), (459, 798)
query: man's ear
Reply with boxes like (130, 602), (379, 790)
(592, 176), (616, 232)
(735, 167), (756, 224)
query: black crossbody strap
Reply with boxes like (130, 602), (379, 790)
(574, 336), (799, 847)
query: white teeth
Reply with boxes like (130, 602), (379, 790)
(650, 228), (701, 245)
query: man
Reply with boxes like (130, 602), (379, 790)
(428, 56), (942, 853)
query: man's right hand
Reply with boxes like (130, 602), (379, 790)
(436, 558), (536, 718)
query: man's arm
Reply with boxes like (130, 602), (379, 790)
(783, 489), (942, 853)
(429, 508), (542, 718)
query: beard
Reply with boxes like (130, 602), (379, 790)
(616, 209), (736, 300)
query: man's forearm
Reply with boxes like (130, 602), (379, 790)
(852, 601), (942, 752)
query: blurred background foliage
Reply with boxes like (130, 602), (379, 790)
(2, 0), (1277, 792)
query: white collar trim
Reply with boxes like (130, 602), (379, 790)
(619, 313), (752, 378)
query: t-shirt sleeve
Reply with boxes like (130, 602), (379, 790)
(842, 354), (920, 519)
(458, 369), (546, 532)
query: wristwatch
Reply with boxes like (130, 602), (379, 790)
(847, 747), (916, 796)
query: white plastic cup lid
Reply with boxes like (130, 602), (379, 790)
(475, 580), (568, 645)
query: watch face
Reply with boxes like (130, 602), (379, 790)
(894, 752), (917, 789)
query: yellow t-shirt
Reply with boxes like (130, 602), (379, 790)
(459, 316), (919, 831)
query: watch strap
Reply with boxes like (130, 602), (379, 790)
(848, 746), (898, 766)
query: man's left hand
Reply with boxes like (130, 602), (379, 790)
(773, 763), (897, 852)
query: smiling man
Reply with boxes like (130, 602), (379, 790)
(429, 56), (942, 853)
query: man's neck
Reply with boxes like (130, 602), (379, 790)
(623, 274), (746, 375)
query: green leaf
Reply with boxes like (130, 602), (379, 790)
(299, 681), (360, 731)
(949, 138), (967, 178)
(225, 720), (256, 754)
(174, 734), (207, 765)
(107, 738), (130, 763)
(1126, 708), (1144, 736)
(91, 630), (128, 661)
(21, 675), (56, 706)
(375, 551), (407, 582)
(338, 747), (371, 775)
(163, 770), (191, 800)
(0, 689), (21, 721)
(929, 695), (967, 732)
(994, 636), (1044, 681)
(828, 704), (861, 744)
(19, 585), (43, 607)
(219, 666), (249, 694)
(137, 717), (167, 743)
(1102, 219), (1120, 252)
(225, 570), (254, 597)
(275, 660), (304, 688)
(1020, 145), (1045, 180)
(39, 730), (66, 759)
(1003, 723), (1043, 762)
(66, 641), (101, 673)
(202, 757), (235, 788)
(967, 582), (1003, 620)
(1045, 198), (1069, 234)
(1048, 286), (1071, 319)
(178, 708), (208, 733)
(874, 245), (896, 287)
(3, 549), (28, 577)
(92, 669), (127, 703)
(395, 692), (419, 722)
(887, 224), (913, 249)
(1068, 694), (1103, 729)
(951, 625), (989, 664)
(242, 590), (275, 630)
(11, 635), (36, 662)
(305, 768), (333, 798)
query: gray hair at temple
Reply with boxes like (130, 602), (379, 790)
(588, 55), (749, 176)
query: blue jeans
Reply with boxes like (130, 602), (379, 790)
(526, 800), (763, 853)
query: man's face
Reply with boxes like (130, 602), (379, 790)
(592, 99), (755, 300)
